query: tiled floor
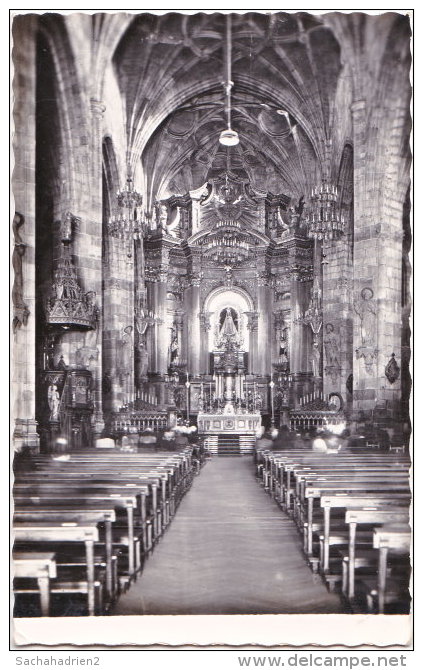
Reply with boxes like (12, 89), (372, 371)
(113, 457), (343, 615)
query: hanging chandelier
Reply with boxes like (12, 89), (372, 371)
(219, 15), (239, 147)
(305, 179), (345, 241)
(107, 169), (146, 255)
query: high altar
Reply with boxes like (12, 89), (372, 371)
(197, 308), (261, 435)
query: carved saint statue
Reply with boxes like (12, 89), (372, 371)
(118, 326), (133, 373)
(169, 326), (179, 363)
(323, 323), (340, 367)
(354, 288), (377, 347)
(137, 340), (149, 379)
(47, 383), (60, 421)
(220, 307), (238, 338)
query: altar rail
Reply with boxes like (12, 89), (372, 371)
(111, 411), (168, 434)
(289, 410), (343, 431)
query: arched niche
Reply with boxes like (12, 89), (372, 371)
(203, 286), (254, 354)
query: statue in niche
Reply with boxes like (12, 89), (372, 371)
(47, 383), (60, 421)
(323, 323), (340, 367)
(220, 307), (238, 337)
(354, 288), (377, 347)
(254, 390), (263, 410)
(173, 385), (185, 409)
(12, 212), (30, 332)
(57, 355), (67, 370)
(287, 196), (305, 233)
(137, 340), (149, 379)
(278, 326), (290, 367)
(169, 326), (179, 364)
(155, 201), (168, 230)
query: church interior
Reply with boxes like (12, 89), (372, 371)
(12, 11), (412, 623)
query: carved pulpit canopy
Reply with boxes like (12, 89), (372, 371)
(45, 213), (97, 330)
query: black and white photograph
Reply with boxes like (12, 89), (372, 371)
(10, 7), (413, 649)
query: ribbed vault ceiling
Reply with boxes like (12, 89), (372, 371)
(112, 12), (343, 207)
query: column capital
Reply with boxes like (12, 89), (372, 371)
(245, 311), (259, 332)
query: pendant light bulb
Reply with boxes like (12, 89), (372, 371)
(219, 128), (239, 146)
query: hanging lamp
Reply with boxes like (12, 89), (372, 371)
(219, 14), (239, 147)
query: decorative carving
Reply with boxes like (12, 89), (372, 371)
(328, 393), (344, 411)
(108, 278), (121, 290)
(61, 211), (81, 242)
(75, 345), (99, 369)
(45, 213), (97, 330)
(385, 352), (400, 384)
(117, 326), (133, 376)
(287, 196), (305, 233)
(336, 276), (351, 290)
(47, 382), (60, 422)
(245, 311), (259, 332)
(356, 346), (378, 374)
(354, 287), (377, 347)
(12, 212), (30, 333)
(199, 311), (212, 330)
(323, 322), (341, 383)
(354, 288), (378, 375)
(287, 264), (314, 282)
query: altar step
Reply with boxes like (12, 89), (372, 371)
(204, 435), (255, 456)
(218, 434), (241, 456)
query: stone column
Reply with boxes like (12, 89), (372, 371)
(71, 97), (107, 439)
(289, 271), (312, 374)
(12, 15), (39, 451)
(199, 311), (212, 374)
(246, 312), (259, 373)
(185, 273), (201, 376)
(150, 275), (168, 375)
(174, 309), (185, 370)
(350, 99), (405, 420)
(256, 273), (272, 376)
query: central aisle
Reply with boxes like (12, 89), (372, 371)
(113, 457), (343, 615)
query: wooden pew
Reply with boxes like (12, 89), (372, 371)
(342, 507), (410, 600)
(16, 474), (161, 539)
(13, 448), (196, 616)
(296, 471), (409, 527)
(373, 524), (411, 613)
(268, 456), (409, 511)
(14, 507), (117, 600)
(318, 493), (410, 574)
(14, 522), (100, 616)
(13, 552), (57, 616)
(14, 492), (139, 579)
